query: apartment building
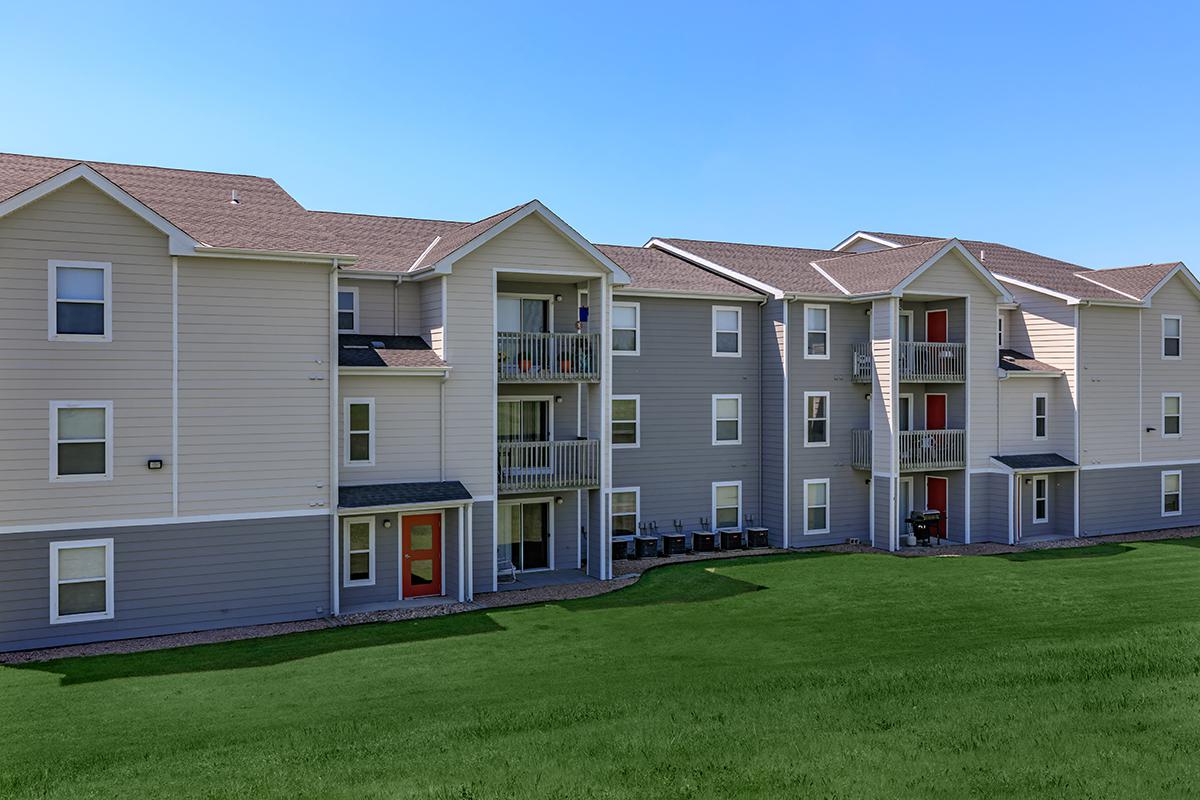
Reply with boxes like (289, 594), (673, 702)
(1, 152), (1197, 652)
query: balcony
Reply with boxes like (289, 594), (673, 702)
(851, 429), (966, 471)
(498, 439), (600, 493)
(498, 331), (601, 383)
(851, 341), (966, 383)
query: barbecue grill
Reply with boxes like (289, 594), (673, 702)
(907, 509), (943, 545)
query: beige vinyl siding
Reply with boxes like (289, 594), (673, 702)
(903, 250), (1002, 468)
(0, 179), (173, 526)
(1004, 284), (1078, 459)
(339, 375), (442, 484)
(870, 298), (895, 474)
(419, 277), (445, 357)
(339, 278), (423, 337)
(1141, 275), (1200, 462)
(1078, 305), (1139, 465)
(177, 256), (331, 514)
(997, 377), (1071, 457)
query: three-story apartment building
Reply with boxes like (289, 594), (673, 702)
(1, 152), (1197, 652)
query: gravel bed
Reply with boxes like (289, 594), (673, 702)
(5, 526), (1197, 664)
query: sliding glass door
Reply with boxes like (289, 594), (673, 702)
(498, 399), (549, 443)
(498, 500), (550, 571)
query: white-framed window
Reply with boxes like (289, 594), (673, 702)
(803, 478), (830, 535)
(337, 287), (360, 333)
(344, 398), (376, 466)
(49, 260), (112, 342)
(804, 391), (830, 447)
(49, 539), (114, 624)
(712, 394), (742, 445)
(612, 302), (640, 355)
(997, 314), (1005, 348)
(612, 395), (640, 448)
(1163, 393), (1182, 438)
(804, 304), (829, 359)
(1163, 315), (1182, 359)
(712, 481), (742, 530)
(50, 401), (113, 482)
(1033, 394), (1048, 440)
(1162, 470), (1182, 517)
(342, 516), (376, 587)
(610, 487), (639, 536)
(1031, 475), (1049, 524)
(712, 306), (742, 357)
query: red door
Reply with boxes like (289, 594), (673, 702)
(926, 476), (949, 537)
(926, 309), (948, 343)
(925, 394), (947, 430)
(402, 513), (442, 598)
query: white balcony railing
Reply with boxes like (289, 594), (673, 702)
(851, 341), (966, 383)
(498, 331), (601, 383)
(851, 429), (966, 472)
(498, 439), (600, 493)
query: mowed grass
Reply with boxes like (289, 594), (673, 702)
(5, 541), (1200, 799)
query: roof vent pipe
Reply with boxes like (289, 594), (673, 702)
(980, 248), (986, 262)
(230, 190), (240, 205)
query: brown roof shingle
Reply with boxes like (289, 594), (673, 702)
(810, 239), (954, 295)
(1073, 262), (1181, 300)
(311, 211), (466, 272)
(654, 238), (845, 295)
(338, 335), (446, 368)
(999, 349), (1063, 373)
(597, 244), (760, 297)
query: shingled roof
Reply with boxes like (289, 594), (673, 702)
(1071, 262), (1183, 301)
(311, 211), (466, 272)
(598, 244), (760, 297)
(338, 335), (447, 369)
(652, 237), (846, 295)
(810, 239), (954, 295)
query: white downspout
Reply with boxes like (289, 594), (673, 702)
(329, 259), (341, 617)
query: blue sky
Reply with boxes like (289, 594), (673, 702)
(3, 1), (1198, 268)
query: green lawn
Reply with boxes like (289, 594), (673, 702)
(5, 541), (1200, 799)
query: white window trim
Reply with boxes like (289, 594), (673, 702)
(337, 286), (360, 334)
(1162, 314), (1182, 360)
(1162, 469), (1183, 517)
(612, 301), (640, 356)
(1031, 475), (1049, 524)
(49, 400), (114, 483)
(997, 313), (1005, 348)
(711, 305), (742, 357)
(48, 260), (112, 342)
(610, 487), (640, 536)
(1162, 392), (1183, 439)
(899, 393), (914, 432)
(899, 310), (914, 342)
(803, 303), (830, 360)
(803, 478), (831, 535)
(612, 394), (640, 449)
(804, 391), (831, 447)
(712, 480), (743, 531)
(1032, 393), (1048, 441)
(342, 516), (377, 587)
(711, 393), (742, 446)
(49, 538), (115, 624)
(343, 397), (376, 466)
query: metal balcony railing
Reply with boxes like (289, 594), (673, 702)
(497, 439), (600, 493)
(851, 341), (966, 383)
(850, 429), (966, 472)
(498, 331), (601, 383)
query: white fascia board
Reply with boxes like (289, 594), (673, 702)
(807, 261), (852, 295)
(338, 366), (450, 377)
(1072, 272), (1142, 301)
(994, 275), (1081, 304)
(644, 239), (786, 299)
(830, 231), (904, 252)
(335, 499), (472, 514)
(337, 270), (405, 281)
(614, 287), (766, 303)
(192, 246), (358, 265)
(894, 240), (1014, 301)
(0, 163), (201, 255)
(1142, 263), (1200, 303)
(998, 369), (1066, 379)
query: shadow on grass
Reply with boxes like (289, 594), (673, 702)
(1149, 536), (1200, 550)
(14, 611), (504, 687)
(994, 543), (1135, 562)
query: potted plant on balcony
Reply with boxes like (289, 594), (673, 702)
(518, 349), (533, 373)
(559, 354), (574, 373)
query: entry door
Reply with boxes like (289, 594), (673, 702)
(498, 399), (549, 442)
(498, 501), (551, 571)
(898, 477), (914, 533)
(402, 513), (442, 598)
(926, 309), (948, 343)
(498, 296), (549, 333)
(926, 476), (949, 536)
(925, 394), (947, 430)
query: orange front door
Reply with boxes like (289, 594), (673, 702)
(926, 309), (948, 343)
(926, 476), (948, 537)
(402, 513), (442, 598)
(925, 394), (947, 430)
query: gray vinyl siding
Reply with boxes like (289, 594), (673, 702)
(498, 383), (584, 442)
(1080, 464), (1200, 536)
(340, 278), (422, 337)
(496, 491), (580, 570)
(497, 279), (583, 333)
(339, 374), (442, 484)
(760, 299), (787, 546)
(1005, 286), (1077, 463)
(339, 512), (400, 608)
(1019, 472), (1073, 538)
(0, 515), (329, 652)
(612, 296), (762, 536)
(471, 500), (494, 593)
(872, 478), (891, 547)
(970, 472), (1009, 543)
(1140, 276), (1200, 463)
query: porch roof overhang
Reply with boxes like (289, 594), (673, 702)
(990, 453), (1079, 473)
(338, 481), (473, 513)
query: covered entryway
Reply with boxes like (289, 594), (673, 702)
(991, 454), (1079, 543)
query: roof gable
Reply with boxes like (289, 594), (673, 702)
(811, 239), (1012, 298)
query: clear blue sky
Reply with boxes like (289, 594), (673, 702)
(3, 1), (1198, 268)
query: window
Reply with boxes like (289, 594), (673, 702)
(49, 260), (111, 341)
(611, 488), (639, 536)
(1031, 475), (1049, 524)
(342, 517), (376, 587)
(899, 310), (913, 342)
(1163, 315), (1182, 359)
(713, 481), (742, 530)
(50, 401), (113, 482)
(344, 398), (375, 466)
(803, 479), (830, 535)
(497, 295), (550, 333)
(1162, 470), (1182, 517)
(998, 314), (1004, 348)
(49, 539), (114, 624)
(612, 395), (640, 448)
(804, 304), (829, 359)
(804, 391), (830, 447)
(712, 394), (741, 445)
(899, 394), (913, 432)
(1163, 393), (1182, 438)
(337, 287), (359, 333)
(499, 398), (550, 442)
(1033, 394), (1047, 440)
(612, 302), (639, 355)
(712, 306), (741, 356)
